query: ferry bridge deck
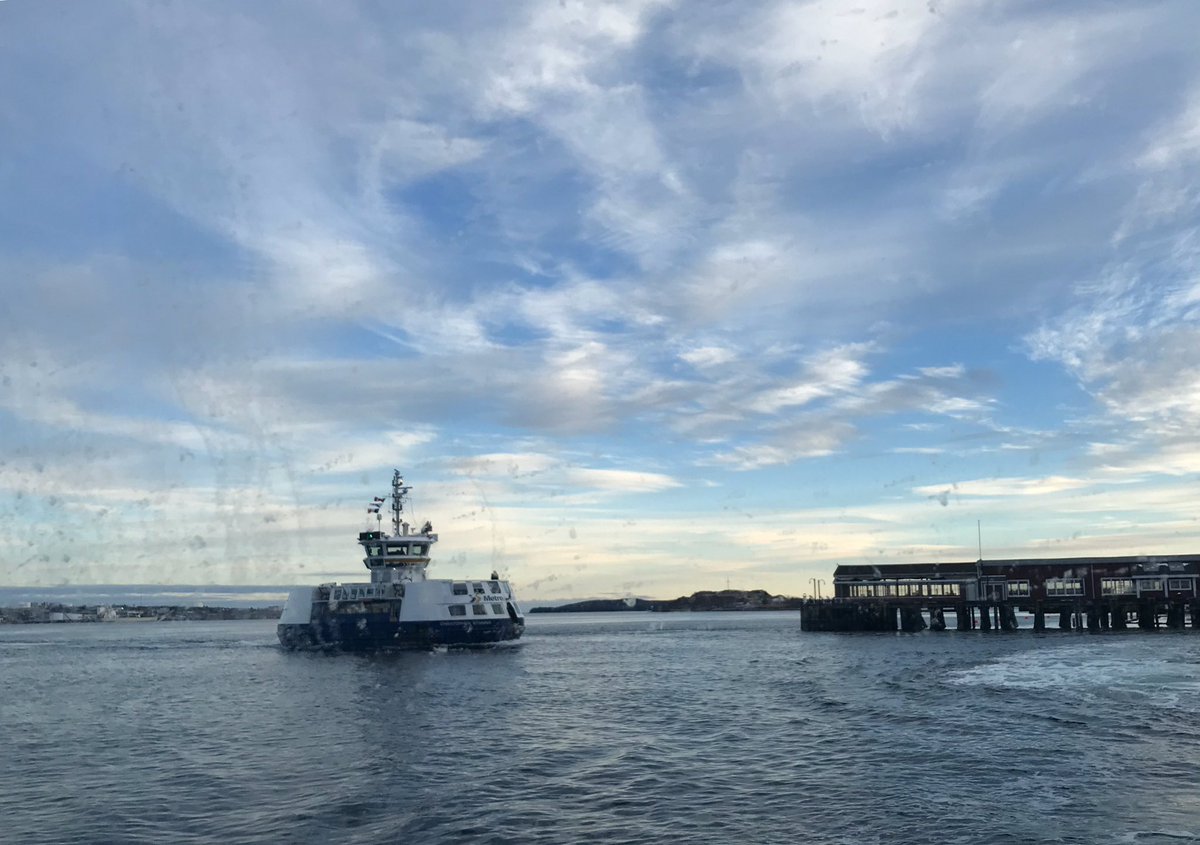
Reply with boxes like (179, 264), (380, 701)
(801, 554), (1200, 632)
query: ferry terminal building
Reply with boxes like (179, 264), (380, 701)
(807, 554), (1200, 632)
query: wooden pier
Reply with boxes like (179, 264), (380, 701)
(801, 554), (1200, 633)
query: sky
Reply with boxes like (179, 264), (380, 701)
(3, 0), (1200, 601)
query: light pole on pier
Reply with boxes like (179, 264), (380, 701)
(810, 578), (825, 599)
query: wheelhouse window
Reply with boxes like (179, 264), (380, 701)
(448, 605), (466, 616)
(388, 544), (407, 555)
(452, 582), (468, 595)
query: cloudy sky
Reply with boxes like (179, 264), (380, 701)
(3, 0), (1200, 600)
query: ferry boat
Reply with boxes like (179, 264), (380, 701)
(277, 470), (525, 650)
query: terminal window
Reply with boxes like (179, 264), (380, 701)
(1046, 578), (1083, 596)
(1101, 578), (1134, 595)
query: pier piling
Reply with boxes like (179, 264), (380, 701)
(1167, 603), (1185, 629)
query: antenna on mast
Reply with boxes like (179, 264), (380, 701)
(391, 469), (412, 536)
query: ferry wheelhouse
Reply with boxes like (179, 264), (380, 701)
(277, 471), (524, 650)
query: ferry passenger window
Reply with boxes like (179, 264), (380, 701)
(472, 604), (488, 615)
(491, 604), (505, 614)
(489, 582), (502, 593)
(473, 582), (485, 593)
(452, 583), (468, 595)
(448, 605), (466, 616)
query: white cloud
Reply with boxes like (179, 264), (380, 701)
(748, 346), (869, 414)
(365, 119), (488, 190)
(1137, 91), (1200, 171)
(680, 345), (736, 369)
(564, 467), (682, 493)
(914, 476), (1092, 499)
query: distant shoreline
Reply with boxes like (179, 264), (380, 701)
(529, 589), (806, 613)
(0, 604), (281, 624)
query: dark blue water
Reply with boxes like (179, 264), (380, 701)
(3, 612), (1199, 844)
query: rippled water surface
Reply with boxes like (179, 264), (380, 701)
(3, 612), (1200, 844)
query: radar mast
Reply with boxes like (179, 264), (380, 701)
(391, 470), (412, 536)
